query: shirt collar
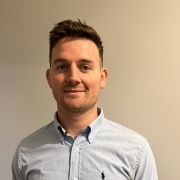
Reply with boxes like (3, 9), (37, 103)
(87, 108), (104, 143)
(53, 107), (105, 144)
(54, 113), (65, 144)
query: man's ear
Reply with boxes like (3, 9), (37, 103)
(100, 67), (108, 89)
(46, 69), (52, 88)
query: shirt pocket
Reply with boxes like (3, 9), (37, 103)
(80, 171), (129, 180)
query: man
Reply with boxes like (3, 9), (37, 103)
(12, 20), (158, 180)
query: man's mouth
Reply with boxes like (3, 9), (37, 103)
(64, 89), (85, 93)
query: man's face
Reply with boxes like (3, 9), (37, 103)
(46, 37), (107, 113)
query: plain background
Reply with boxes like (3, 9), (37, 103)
(1, 0), (180, 179)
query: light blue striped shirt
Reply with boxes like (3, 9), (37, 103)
(12, 109), (158, 180)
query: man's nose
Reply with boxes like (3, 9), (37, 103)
(66, 65), (81, 84)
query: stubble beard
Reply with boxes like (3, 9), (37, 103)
(57, 96), (98, 114)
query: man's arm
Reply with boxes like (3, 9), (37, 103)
(12, 147), (24, 180)
(134, 142), (158, 180)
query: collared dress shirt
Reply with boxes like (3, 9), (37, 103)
(12, 109), (158, 180)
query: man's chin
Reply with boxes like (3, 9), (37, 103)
(59, 102), (96, 113)
(64, 105), (87, 113)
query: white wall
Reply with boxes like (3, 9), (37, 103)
(1, 0), (180, 179)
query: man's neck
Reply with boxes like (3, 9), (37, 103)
(57, 106), (98, 138)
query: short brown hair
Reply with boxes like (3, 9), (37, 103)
(49, 19), (103, 66)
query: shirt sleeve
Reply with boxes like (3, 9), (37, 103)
(11, 147), (25, 180)
(134, 142), (158, 180)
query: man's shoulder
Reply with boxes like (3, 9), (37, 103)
(103, 118), (149, 147)
(18, 121), (56, 149)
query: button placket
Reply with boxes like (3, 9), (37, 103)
(69, 135), (86, 180)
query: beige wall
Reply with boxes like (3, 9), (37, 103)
(1, 0), (180, 179)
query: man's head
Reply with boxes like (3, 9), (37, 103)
(49, 19), (103, 67)
(47, 20), (107, 114)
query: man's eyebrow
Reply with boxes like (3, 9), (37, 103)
(53, 58), (94, 64)
(53, 58), (67, 64)
(79, 59), (94, 64)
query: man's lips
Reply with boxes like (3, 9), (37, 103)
(63, 89), (85, 93)
(63, 90), (85, 97)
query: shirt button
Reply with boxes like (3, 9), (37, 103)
(74, 177), (78, 180)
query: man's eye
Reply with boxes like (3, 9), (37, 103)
(56, 64), (67, 71)
(80, 65), (91, 72)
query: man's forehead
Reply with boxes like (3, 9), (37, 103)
(51, 36), (102, 67)
(54, 37), (97, 48)
(52, 38), (100, 57)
